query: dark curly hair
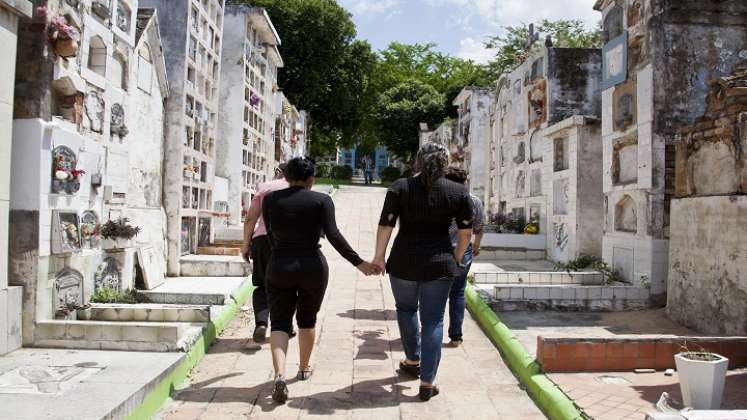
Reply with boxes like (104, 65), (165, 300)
(415, 142), (448, 188)
(284, 157), (316, 182)
(444, 167), (468, 185)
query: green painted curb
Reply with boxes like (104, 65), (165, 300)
(465, 284), (586, 420)
(126, 280), (255, 420)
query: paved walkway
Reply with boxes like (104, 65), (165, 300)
(157, 186), (545, 419)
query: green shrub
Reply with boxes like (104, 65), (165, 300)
(90, 287), (138, 304)
(315, 163), (332, 178)
(380, 166), (402, 183)
(331, 164), (353, 180)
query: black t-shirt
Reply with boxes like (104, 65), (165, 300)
(378, 176), (474, 281)
(263, 186), (363, 267)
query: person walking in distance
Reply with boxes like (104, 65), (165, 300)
(372, 143), (474, 401)
(262, 157), (380, 403)
(444, 167), (484, 347)
(362, 155), (374, 185)
(242, 164), (291, 343)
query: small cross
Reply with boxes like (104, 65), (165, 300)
(525, 23), (540, 50)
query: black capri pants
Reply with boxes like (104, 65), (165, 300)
(266, 251), (329, 334)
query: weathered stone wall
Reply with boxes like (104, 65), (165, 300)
(674, 70), (747, 197)
(667, 196), (747, 335)
(547, 48), (602, 124)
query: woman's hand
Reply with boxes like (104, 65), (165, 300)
(371, 256), (386, 276)
(241, 243), (252, 263)
(357, 261), (382, 276)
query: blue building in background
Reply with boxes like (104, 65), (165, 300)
(339, 145), (398, 179)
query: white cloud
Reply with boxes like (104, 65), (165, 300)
(456, 37), (496, 64)
(343, 0), (401, 16)
(425, 0), (599, 28)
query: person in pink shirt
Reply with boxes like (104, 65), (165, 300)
(242, 164), (290, 343)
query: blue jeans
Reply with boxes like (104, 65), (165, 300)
(390, 276), (454, 384)
(448, 244), (473, 341)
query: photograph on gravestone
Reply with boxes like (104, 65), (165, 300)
(52, 211), (82, 254)
(54, 268), (84, 308)
(94, 257), (122, 292)
(613, 79), (637, 132)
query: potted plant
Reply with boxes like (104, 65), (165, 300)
(55, 302), (88, 320)
(75, 304), (93, 320)
(100, 217), (141, 249)
(675, 347), (729, 409)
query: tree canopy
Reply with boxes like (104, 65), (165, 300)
(484, 19), (602, 77)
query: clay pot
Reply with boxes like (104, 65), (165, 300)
(54, 38), (78, 58)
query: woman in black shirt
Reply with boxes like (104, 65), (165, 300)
(263, 157), (379, 403)
(372, 143), (473, 401)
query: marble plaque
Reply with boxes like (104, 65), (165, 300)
(94, 257), (122, 292)
(138, 246), (165, 290)
(602, 32), (628, 90)
(54, 268), (84, 308)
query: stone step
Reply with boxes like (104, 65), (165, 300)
(473, 271), (604, 285)
(474, 249), (546, 261)
(138, 276), (249, 306)
(476, 283), (652, 312)
(179, 254), (249, 277)
(33, 320), (205, 352)
(85, 303), (211, 323)
(196, 246), (241, 256)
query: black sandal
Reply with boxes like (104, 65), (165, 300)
(399, 360), (420, 378)
(271, 377), (289, 403)
(419, 385), (440, 401)
(296, 366), (313, 381)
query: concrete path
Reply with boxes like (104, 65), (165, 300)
(156, 185), (545, 420)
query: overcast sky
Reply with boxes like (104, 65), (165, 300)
(338, 0), (600, 63)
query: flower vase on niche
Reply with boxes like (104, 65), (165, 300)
(48, 15), (80, 58)
(100, 218), (141, 249)
(51, 146), (85, 195)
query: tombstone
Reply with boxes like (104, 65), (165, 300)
(529, 130), (543, 163)
(553, 178), (570, 215)
(51, 145), (81, 195)
(85, 91), (105, 133)
(52, 211), (81, 254)
(79, 211), (100, 249)
(514, 142), (526, 164)
(602, 31), (628, 89)
(198, 217), (211, 247)
(530, 169), (542, 197)
(138, 246), (165, 290)
(531, 57), (544, 81)
(554, 137), (569, 172)
(603, 5), (624, 44)
(528, 79), (547, 129)
(529, 205), (541, 223)
(94, 257), (122, 292)
(54, 268), (84, 309)
(515, 170), (526, 197)
(614, 143), (638, 184)
(110, 103), (128, 138)
(554, 223), (569, 251)
(115, 1), (131, 32)
(615, 195), (638, 233)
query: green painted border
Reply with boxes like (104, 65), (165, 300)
(126, 281), (255, 420)
(465, 284), (586, 420)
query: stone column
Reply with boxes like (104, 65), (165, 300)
(0, 0), (31, 356)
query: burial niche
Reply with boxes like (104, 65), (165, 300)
(80, 211), (100, 249)
(603, 4), (624, 44)
(529, 130), (543, 163)
(614, 195), (637, 233)
(52, 211), (81, 254)
(110, 103), (128, 138)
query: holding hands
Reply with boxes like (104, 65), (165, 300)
(356, 258), (385, 276)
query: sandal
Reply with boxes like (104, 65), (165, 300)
(271, 376), (289, 403)
(419, 385), (440, 401)
(398, 360), (420, 378)
(296, 366), (314, 381)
